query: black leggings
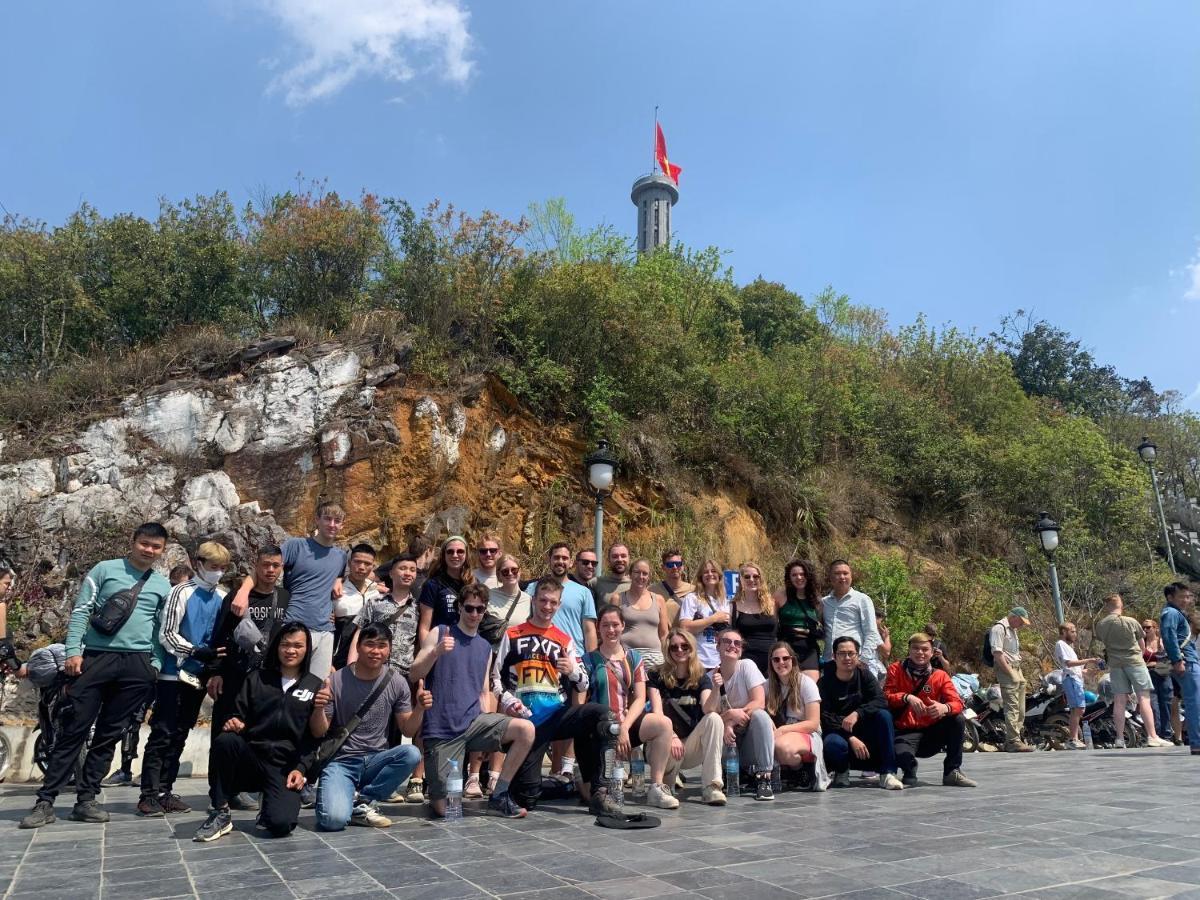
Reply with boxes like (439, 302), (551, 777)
(140, 679), (206, 797)
(511, 703), (616, 810)
(208, 732), (301, 837)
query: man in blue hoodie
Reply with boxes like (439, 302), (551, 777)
(138, 541), (231, 817)
(20, 523), (172, 829)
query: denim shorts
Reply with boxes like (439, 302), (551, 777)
(1062, 674), (1086, 709)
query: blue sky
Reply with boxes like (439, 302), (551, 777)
(3, 1), (1198, 408)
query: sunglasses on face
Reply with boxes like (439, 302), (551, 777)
(669, 643), (691, 652)
(577, 559), (597, 567)
(771, 655), (792, 664)
(742, 574), (760, 581)
(446, 548), (466, 556)
(499, 567), (519, 576)
(835, 651), (859, 659)
(461, 604), (487, 614)
(720, 639), (743, 648)
(477, 547), (500, 555)
(663, 560), (683, 569)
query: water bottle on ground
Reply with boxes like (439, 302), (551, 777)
(630, 747), (647, 799)
(1082, 721), (1094, 750)
(723, 742), (740, 798)
(603, 748), (626, 811)
(771, 762), (782, 793)
(444, 758), (463, 822)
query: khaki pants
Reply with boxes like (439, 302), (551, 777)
(665, 711), (724, 788)
(998, 674), (1026, 745)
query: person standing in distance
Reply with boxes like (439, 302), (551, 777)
(1094, 594), (1173, 748)
(989, 607), (1035, 752)
(20, 523), (172, 829)
(472, 533), (503, 589)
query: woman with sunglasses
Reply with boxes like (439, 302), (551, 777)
(648, 628), (727, 805)
(732, 563), (777, 677)
(712, 629), (776, 800)
(584, 606), (680, 809)
(418, 536), (476, 646)
(679, 559), (732, 671)
(775, 560), (823, 683)
(608, 559), (670, 666)
(1143, 619), (1177, 743)
(766, 642), (828, 790)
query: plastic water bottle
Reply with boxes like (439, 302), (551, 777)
(444, 759), (463, 822)
(771, 762), (782, 793)
(1082, 721), (1094, 750)
(603, 748), (625, 811)
(630, 747), (647, 799)
(723, 742), (740, 797)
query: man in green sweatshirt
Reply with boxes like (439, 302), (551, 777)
(20, 523), (172, 829)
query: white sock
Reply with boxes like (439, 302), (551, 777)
(559, 757), (575, 775)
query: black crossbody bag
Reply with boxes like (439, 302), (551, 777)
(89, 569), (154, 636)
(311, 668), (395, 772)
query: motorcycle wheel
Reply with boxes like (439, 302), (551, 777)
(1039, 714), (1071, 750)
(33, 730), (50, 774)
(1125, 720), (1146, 748)
(0, 730), (11, 782)
(963, 719), (980, 753)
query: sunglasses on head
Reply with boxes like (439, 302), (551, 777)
(499, 567), (519, 576)
(461, 604), (487, 614)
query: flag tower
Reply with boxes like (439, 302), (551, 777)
(631, 117), (681, 254)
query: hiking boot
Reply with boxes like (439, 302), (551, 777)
(463, 773), (484, 800)
(159, 793), (191, 814)
(102, 769), (134, 787)
(703, 783), (727, 806)
(831, 771), (851, 788)
(646, 783), (680, 809)
(70, 799), (111, 823)
(1147, 737), (1173, 748)
(486, 791), (527, 819)
(588, 789), (622, 816)
(901, 766), (919, 787)
(879, 773), (905, 791)
(19, 801), (55, 829)
(350, 802), (392, 828)
(404, 779), (425, 804)
(193, 808), (233, 843)
(754, 775), (775, 801)
(229, 792), (260, 811)
(137, 795), (166, 818)
(942, 769), (977, 788)
(1004, 741), (1036, 753)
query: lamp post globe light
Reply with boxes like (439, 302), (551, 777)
(1136, 436), (1177, 575)
(1034, 511), (1065, 626)
(584, 439), (618, 577)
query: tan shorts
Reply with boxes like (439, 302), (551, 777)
(422, 713), (512, 800)
(1110, 664), (1153, 696)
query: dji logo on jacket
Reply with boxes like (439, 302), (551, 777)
(292, 689), (315, 701)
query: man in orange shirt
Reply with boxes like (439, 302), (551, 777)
(884, 633), (976, 788)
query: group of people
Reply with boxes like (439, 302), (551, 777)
(9, 506), (1197, 841)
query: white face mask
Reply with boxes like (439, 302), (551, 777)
(196, 566), (225, 588)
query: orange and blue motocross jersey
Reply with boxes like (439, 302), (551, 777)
(494, 620), (582, 725)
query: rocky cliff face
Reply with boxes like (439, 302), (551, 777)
(0, 337), (770, 653)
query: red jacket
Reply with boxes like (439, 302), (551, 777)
(885, 661), (964, 731)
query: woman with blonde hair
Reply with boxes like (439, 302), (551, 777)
(766, 641), (829, 790)
(608, 558), (670, 666)
(648, 628), (727, 805)
(732, 562), (777, 676)
(679, 559), (732, 670)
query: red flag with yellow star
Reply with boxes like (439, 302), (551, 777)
(656, 123), (681, 185)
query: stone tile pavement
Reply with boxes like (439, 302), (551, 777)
(2, 748), (1200, 899)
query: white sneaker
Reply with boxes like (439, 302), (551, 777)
(646, 783), (680, 810)
(1065, 739), (1086, 750)
(702, 783), (727, 806)
(879, 773), (905, 791)
(1113, 740), (1127, 749)
(350, 802), (392, 827)
(1146, 737), (1173, 748)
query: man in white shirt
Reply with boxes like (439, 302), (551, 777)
(1053, 622), (1099, 749)
(821, 560), (885, 680)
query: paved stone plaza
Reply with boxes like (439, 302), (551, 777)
(2, 748), (1199, 900)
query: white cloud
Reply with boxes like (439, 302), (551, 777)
(1185, 250), (1200, 302)
(258, 0), (473, 107)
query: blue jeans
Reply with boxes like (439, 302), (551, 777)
(315, 744), (420, 831)
(1179, 662), (1200, 749)
(823, 708), (897, 775)
(1149, 669), (1174, 739)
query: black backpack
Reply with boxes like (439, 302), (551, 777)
(980, 626), (995, 668)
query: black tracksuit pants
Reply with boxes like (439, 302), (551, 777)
(208, 732), (301, 837)
(894, 715), (965, 777)
(140, 679), (206, 798)
(37, 650), (157, 805)
(511, 702), (616, 810)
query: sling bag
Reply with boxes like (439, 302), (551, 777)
(311, 668), (395, 772)
(89, 568), (154, 637)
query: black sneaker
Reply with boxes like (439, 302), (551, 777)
(754, 775), (775, 801)
(486, 791), (527, 819)
(902, 767), (919, 787)
(102, 769), (134, 787)
(137, 795), (166, 818)
(19, 801), (55, 829)
(159, 793), (191, 814)
(193, 808), (233, 842)
(70, 799), (110, 823)
(229, 792), (260, 811)
(299, 783), (316, 809)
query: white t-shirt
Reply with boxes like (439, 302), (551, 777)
(780, 673), (821, 724)
(334, 579), (380, 619)
(678, 592), (730, 669)
(1054, 640), (1083, 683)
(724, 659), (766, 708)
(488, 587), (531, 629)
(281, 676), (297, 693)
(473, 567), (501, 590)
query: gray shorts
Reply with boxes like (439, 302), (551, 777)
(1110, 664), (1153, 696)
(423, 713), (512, 800)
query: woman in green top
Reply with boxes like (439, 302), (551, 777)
(775, 560), (823, 682)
